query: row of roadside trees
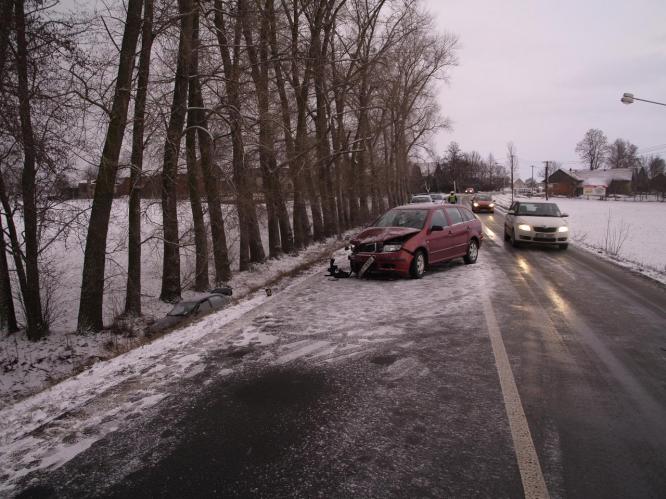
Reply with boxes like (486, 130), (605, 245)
(0, 0), (458, 339)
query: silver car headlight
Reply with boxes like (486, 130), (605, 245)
(557, 226), (569, 232)
(489, 203), (494, 207)
(518, 224), (532, 232)
(473, 202), (479, 207)
(382, 243), (402, 252)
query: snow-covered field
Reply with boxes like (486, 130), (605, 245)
(0, 198), (349, 407)
(493, 193), (666, 284)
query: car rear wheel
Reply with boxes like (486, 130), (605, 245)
(504, 227), (510, 241)
(409, 250), (426, 279)
(464, 239), (479, 264)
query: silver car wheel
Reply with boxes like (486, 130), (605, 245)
(416, 253), (425, 275)
(469, 241), (478, 261)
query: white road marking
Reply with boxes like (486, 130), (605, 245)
(481, 294), (550, 499)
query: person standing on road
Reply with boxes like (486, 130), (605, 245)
(447, 191), (458, 204)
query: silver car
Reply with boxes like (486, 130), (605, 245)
(146, 292), (232, 335)
(410, 194), (433, 204)
(504, 201), (569, 249)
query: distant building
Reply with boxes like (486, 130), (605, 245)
(547, 167), (649, 197)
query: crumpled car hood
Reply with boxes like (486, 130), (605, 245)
(352, 226), (421, 244)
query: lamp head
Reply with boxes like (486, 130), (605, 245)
(621, 92), (634, 105)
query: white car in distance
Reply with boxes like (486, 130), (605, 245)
(410, 194), (434, 204)
(504, 201), (569, 250)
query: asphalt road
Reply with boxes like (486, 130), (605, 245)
(13, 202), (666, 499)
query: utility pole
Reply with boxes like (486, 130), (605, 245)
(530, 165), (535, 196)
(543, 161), (550, 200)
(510, 154), (515, 203)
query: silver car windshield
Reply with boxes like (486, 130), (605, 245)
(374, 209), (428, 229)
(411, 196), (431, 203)
(517, 203), (561, 217)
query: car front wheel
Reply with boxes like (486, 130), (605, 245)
(510, 228), (520, 247)
(464, 239), (479, 264)
(559, 243), (568, 250)
(409, 250), (426, 279)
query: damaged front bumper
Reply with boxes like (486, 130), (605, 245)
(350, 249), (412, 276)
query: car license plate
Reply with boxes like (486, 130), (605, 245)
(535, 235), (554, 240)
(358, 256), (375, 277)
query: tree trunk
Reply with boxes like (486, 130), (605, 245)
(0, 0), (18, 334)
(0, 215), (18, 333)
(124, 0), (153, 317)
(0, 177), (28, 306)
(214, 0), (265, 270)
(311, 27), (336, 238)
(191, 76), (231, 283)
(185, 11), (209, 292)
(15, 0), (47, 339)
(266, 0), (308, 249)
(160, 0), (193, 303)
(240, 0), (280, 258)
(77, 0), (143, 331)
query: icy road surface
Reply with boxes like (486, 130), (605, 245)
(4, 205), (666, 497)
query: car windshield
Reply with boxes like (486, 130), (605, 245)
(476, 195), (492, 201)
(430, 193), (444, 200)
(374, 209), (428, 229)
(410, 196), (431, 203)
(517, 202), (561, 217)
(167, 301), (198, 316)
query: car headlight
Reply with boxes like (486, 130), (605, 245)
(382, 243), (402, 252)
(557, 226), (569, 232)
(473, 202), (479, 207)
(489, 203), (494, 207)
(517, 224), (532, 231)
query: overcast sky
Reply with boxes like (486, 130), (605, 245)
(421, 0), (666, 180)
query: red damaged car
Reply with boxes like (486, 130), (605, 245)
(350, 204), (483, 279)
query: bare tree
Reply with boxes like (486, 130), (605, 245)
(575, 128), (608, 171)
(213, 0), (265, 270)
(0, 212), (18, 333)
(14, 0), (49, 339)
(185, 10), (208, 291)
(606, 138), (639, 169)
(189, 61), (231, 283)
(239, 0), (293, 256)
(159, 0), (195, 303)
(124, 0), (154, 317)
(645, 155), (665, 178)
(77, 0), (144, 331)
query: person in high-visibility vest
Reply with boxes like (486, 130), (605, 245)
(447, 191), (458, 204)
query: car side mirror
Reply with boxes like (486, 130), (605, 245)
(561, 213), (569, 217)
(430, 225), (444, 232)
(507, 210), (515, 215)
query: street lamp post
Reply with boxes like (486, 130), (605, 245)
(621, 92), (666, 107)
(530, 165), (535, 196)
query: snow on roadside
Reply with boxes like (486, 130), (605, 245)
(492, 193), (666, 285)
(0, 248), (340, 494)
(0, 231), (352, 409)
